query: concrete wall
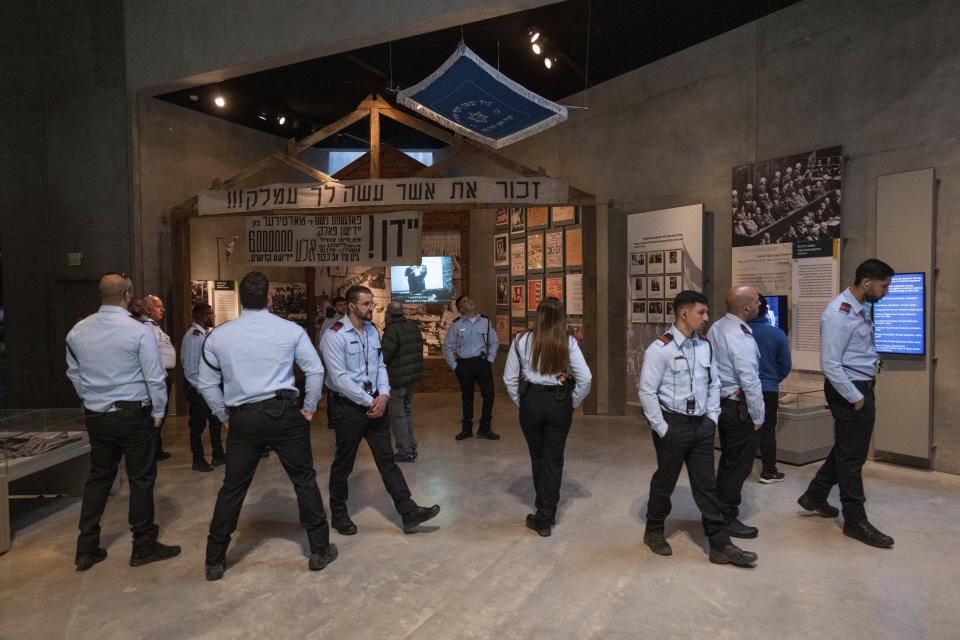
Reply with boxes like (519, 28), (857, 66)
(123, 0), (556, 93)
(497, 0), (960, 472)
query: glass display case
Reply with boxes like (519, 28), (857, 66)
(775, 374), (834, 465)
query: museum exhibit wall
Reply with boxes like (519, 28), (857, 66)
(499, 0), (960, 473)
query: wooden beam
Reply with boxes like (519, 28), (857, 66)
(369, 107), (381, 178)
(219, 154), (282, 189)
(412, 144), (468, 178)
(380, 107), (456, 146)
(293, 109), (368, 154)
(272, 152), (334, 182)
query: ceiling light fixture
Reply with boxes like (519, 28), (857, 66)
(532, 42), (542, 55)
(528, 28), (540, 44)
(188, 94), (199, 102)
(544, 56), (556, 70)
(257, 111), (268, 120)
(278, 115), (286, 126)
(214, 95), (226, 108)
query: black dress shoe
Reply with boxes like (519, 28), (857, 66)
(709, 543), (758, 567)
(155, 450), (171, 461)
(211, 453), (226, 466)
(402, 504), (441, 533)
(308, 543), (339, 571)
(843, 520), (894, 548)
(477, 430), (501, 440)
(331, 513), (357, 536)
(525, 514), (551, 537)
(75, 548), (107, 571)
(643, 530), (672, 556)
(455, 430), (473, 440)
(393, 451), (416, 463)
(797, 493), (840, 518)
(726, 518), (758, 539)
(130, 542), (181, 567)
(192, 459), (215, 472)
(205, 562), (225, 581)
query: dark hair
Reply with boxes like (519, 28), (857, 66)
(192, 302), (212, 322)
(346, 285), (371, 304)
(673, 290), (708, 312)
(757, 295), (768, 318)
(455, 295), (466, 310)
(332, 296), (346, 305)
(854, 259), (894, 285)
(531, 297), (569, 374)
(239, 272), (269, 309)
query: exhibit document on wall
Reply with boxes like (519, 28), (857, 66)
(790, 240), (840, 370)
(626, 204), (704, 406)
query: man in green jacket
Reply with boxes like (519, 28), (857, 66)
(382, 301), (424, 462)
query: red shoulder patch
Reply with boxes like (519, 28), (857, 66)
(330, 321), (343, 332)
(658, 334), (672, 345)
(191, 329), (203, 336)
(740, 324), (752, 335)
(839, 302), (852, 314)
(698, 333), (709, 343)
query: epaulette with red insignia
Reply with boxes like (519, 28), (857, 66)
(657, 332), (673, 345)
(330, 321), (343, 332)
(192, 329), (203, 336)
(839, 302), (852, 314)
(740, 324), (752, 335)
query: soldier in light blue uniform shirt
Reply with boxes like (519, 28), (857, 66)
(66, 273), (180, 571)
(199, 272), (336, 581)
(707, 286), (766, 539)
(638, 290), (757, 567)
(798, 259), (896, 549)
(180, 302), (224, 472)
(321, 285), (440, 536)
(443, 295), (500, 440)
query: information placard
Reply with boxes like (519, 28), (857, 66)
(873, 272), (925, 355)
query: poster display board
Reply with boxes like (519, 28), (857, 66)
(626, 204), (704, 406)
(213, 280), (239, 326)
(873, 272), (925, 356)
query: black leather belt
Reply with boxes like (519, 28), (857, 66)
(457, 356), (486, 361)
(86, 401), (150, 416)
(721, 398), (742, 409)
(330, 391), (378, 410)
(229, 390), (298, 413)
(527, 383), (563, 392)
(662, 410), (704, 423)
(852, 379), (876, 391)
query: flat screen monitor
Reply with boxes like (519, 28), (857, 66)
(390, 256), (453, 303)
(873, 272), (925, 355)
(762, 295), (788, 334)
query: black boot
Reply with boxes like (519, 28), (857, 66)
(643, 529), (672, 556)
(211, 452), (226, 466)
(525, 513), (551, 537)
(709, 543), (758, 567)
(726, 517), (758, 539)
(455, 429), (473, 440)
(192, 458), (215, 472)
(308, 543), (339, 571)
(75, 548), (107, 571)
(331, 512), (357, 536)
(205, 562), (225, 581)
(477, 429), (501, 440)
(130, 542), (181, 567)
(402, 505), (441, 533)
(797, 493), (840, 518)
(843, 520), (894, 548)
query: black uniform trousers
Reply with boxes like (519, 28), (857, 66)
(757, 391), (780, 474)
(716, 400), (760, 521)
(77, 407), (159, 558)
(646, 413), (730, 549)
(455, 356), (495, 433)
(805, 380), (876, 524)
(519, 387), (573, 520)
(328, 393), (416, 516)
(184, 382), (224, 461)
(206, 399), (330, 565)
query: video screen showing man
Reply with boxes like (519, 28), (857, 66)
(391, 256), (453, 303)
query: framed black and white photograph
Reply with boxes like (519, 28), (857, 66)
(666, 249), (683, 274)
(665, 301), (676, 324)
(494, 233), (509, 268)
(510, 207), (526, 235)
(647, 275), (664, 299)
(631, 300), (647, 323)
(630, 251), (646, 275)
(631, 276), (646, 299)
(646, 251), (664, 274)
(496, 273), (509, 307)
(647, 300), (665, 324)
(665, 274), (682, 298)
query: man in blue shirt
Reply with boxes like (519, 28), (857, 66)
(199, 272), (337, 580)
(748, 296), (792, 483)
(321, 285), (441, 536)
(798, 259), (895, 549)
(66, 273), (181, 571)
(639, 290), (757, 567)
(707, 286), (765, 539)
(180, 302), (224, 472)
(443, 295), (500, 440)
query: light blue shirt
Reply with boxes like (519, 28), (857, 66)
(638, 326), (720, 437)
(180, 322), (208, 388)
(198, 308), (324, 422)
(443, 314), (499, 369)
(65, 305), (168, 418)
(503, 333), (593, 408)
(320, 318), (390, 407)
(318, 313), (344, 351)
(707, 313), (765, 424)
(820, 288), (878, 404)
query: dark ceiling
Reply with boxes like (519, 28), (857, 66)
(158, 0), (801, 149)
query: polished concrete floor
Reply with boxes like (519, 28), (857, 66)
(2, 392), (959, 639)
